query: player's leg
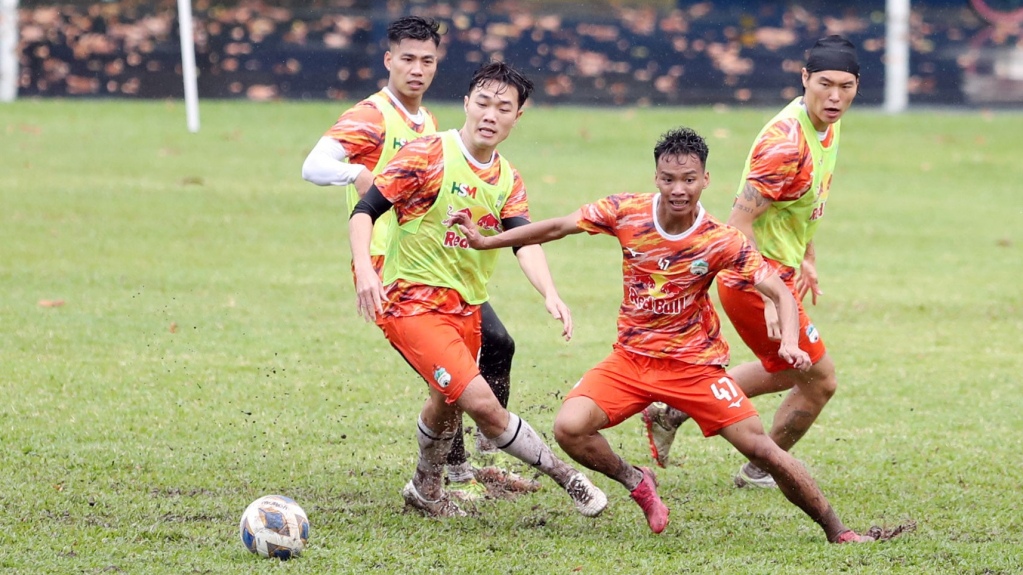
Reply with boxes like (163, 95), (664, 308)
(385, 309), (604, 517)
(379, 312), (484, 516)
(447, 302), (513, 470)
(402, 388), (468, 517)
(554, 398), (668, 533)
(718, 279), (834, 486)
(555, 349), (670, 532)
(465, 302), (542, 493)
(478, 301), (514, 410)
(717, 417), (873, 543)
(643, 278), (833, 472)
(456, 376), (607, 517)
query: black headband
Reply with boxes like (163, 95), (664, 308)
(805, 35), (860, 77)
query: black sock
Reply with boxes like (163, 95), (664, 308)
(446, 423), (467, 467)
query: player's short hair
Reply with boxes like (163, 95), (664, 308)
(468, 61), (534, 109)
(654, 127), (709, 168)
(387, 16), (441, 47)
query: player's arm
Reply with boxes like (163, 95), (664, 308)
(301, 137), (375, 195)
(796, 240), (823, 305)
(726, 181), (774, 250)
(753, 273), (811, 371)
(348, 186), (393, 321)
(503, 216), (573, 341)
(445, 209), (586, 250)
(728, 180), (783, 338)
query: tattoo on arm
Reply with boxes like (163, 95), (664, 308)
(741, 182), (758, 202)
(732, 199), (754, 214)
(742, 182), (771, 207)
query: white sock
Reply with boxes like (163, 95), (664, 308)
(416, 417), (456, 498)
(490, 412), (574, 486)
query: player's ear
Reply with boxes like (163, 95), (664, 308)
(703, 171), (711, 188)
(384, 50), (392, 72)
(513, 108), (523, 125)
(801, 68), (810, 89)
(463, 95), (469, 113)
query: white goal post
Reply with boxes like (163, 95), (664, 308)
(177, 0), (200, 132)
(0, 0), (17, 103)
(885, 0), (911, 113)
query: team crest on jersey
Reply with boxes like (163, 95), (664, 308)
(433, 365), (452, 388)
(690, 259), (709, 276)
(806, 324), (820, 344)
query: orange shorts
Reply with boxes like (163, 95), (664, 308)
(716, 263), (826, 374)
(378, 310), (482, 404)
(565, 347), (758, 437)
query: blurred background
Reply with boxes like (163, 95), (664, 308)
(5, 0), (1023, 106)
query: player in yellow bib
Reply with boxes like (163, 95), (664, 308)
(349, 62), (607, 518)
(301, 18), (528, 496)
(644, 36), (861, 489)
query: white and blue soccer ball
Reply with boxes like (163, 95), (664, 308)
(239, 495), (310, 560)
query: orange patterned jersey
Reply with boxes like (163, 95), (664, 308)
(374, 133), (528, 318)
(323, 90), (439, 170)
(746, 117), (834, 202)
(578, 193), (772, 365)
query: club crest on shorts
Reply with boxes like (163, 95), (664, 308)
(690, 259), (709, 276)
(433, 365), (452, 388)
(806, 324), (820, 344)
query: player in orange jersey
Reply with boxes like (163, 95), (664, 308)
(448, 127), (873, 542)
(349, 62), (606, 518)
(643, 36), (861, 489)
(302, 18), (530, 495)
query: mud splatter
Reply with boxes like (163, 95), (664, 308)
(866, 521), (916, 541)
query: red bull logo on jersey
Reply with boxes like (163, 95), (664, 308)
(443, 205), (503, 248)
(449, 181), (479, 199)
(810, 174), (831, 221)
(628, 273), (694, 315)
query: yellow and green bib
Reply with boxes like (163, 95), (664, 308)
(345, 91), (437, 257)
(382, 130), (513, 305)
(738, 97), (840, 268)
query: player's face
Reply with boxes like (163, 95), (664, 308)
(384, 39), (438, 103)
(462, 80), (523, 152)
(802, 69), (858, 130)
(654, 153), (709, 221)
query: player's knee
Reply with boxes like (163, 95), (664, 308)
(463, 396), (506, 432)
(805, 372), (837, 404)
(482, 324), (515, 358)
(746, 435), (784, 470)
(553, 413), (587, 450)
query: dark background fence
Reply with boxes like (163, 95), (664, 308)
(12, 0), (1023, 105)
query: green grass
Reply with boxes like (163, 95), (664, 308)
(1, 99), (1021, 573)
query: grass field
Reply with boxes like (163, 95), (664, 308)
(1, 99), (1021, 574)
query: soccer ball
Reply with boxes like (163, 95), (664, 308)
(239, 495), (310, 560)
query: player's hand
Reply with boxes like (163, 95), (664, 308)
(354, 267), (385, 322)
(778, 342), (812, 371)
(763, 299), (781, 341)
(443, 210), (488, 249)
(545, 294), (573, 341)
(796, 258), (822, 305)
